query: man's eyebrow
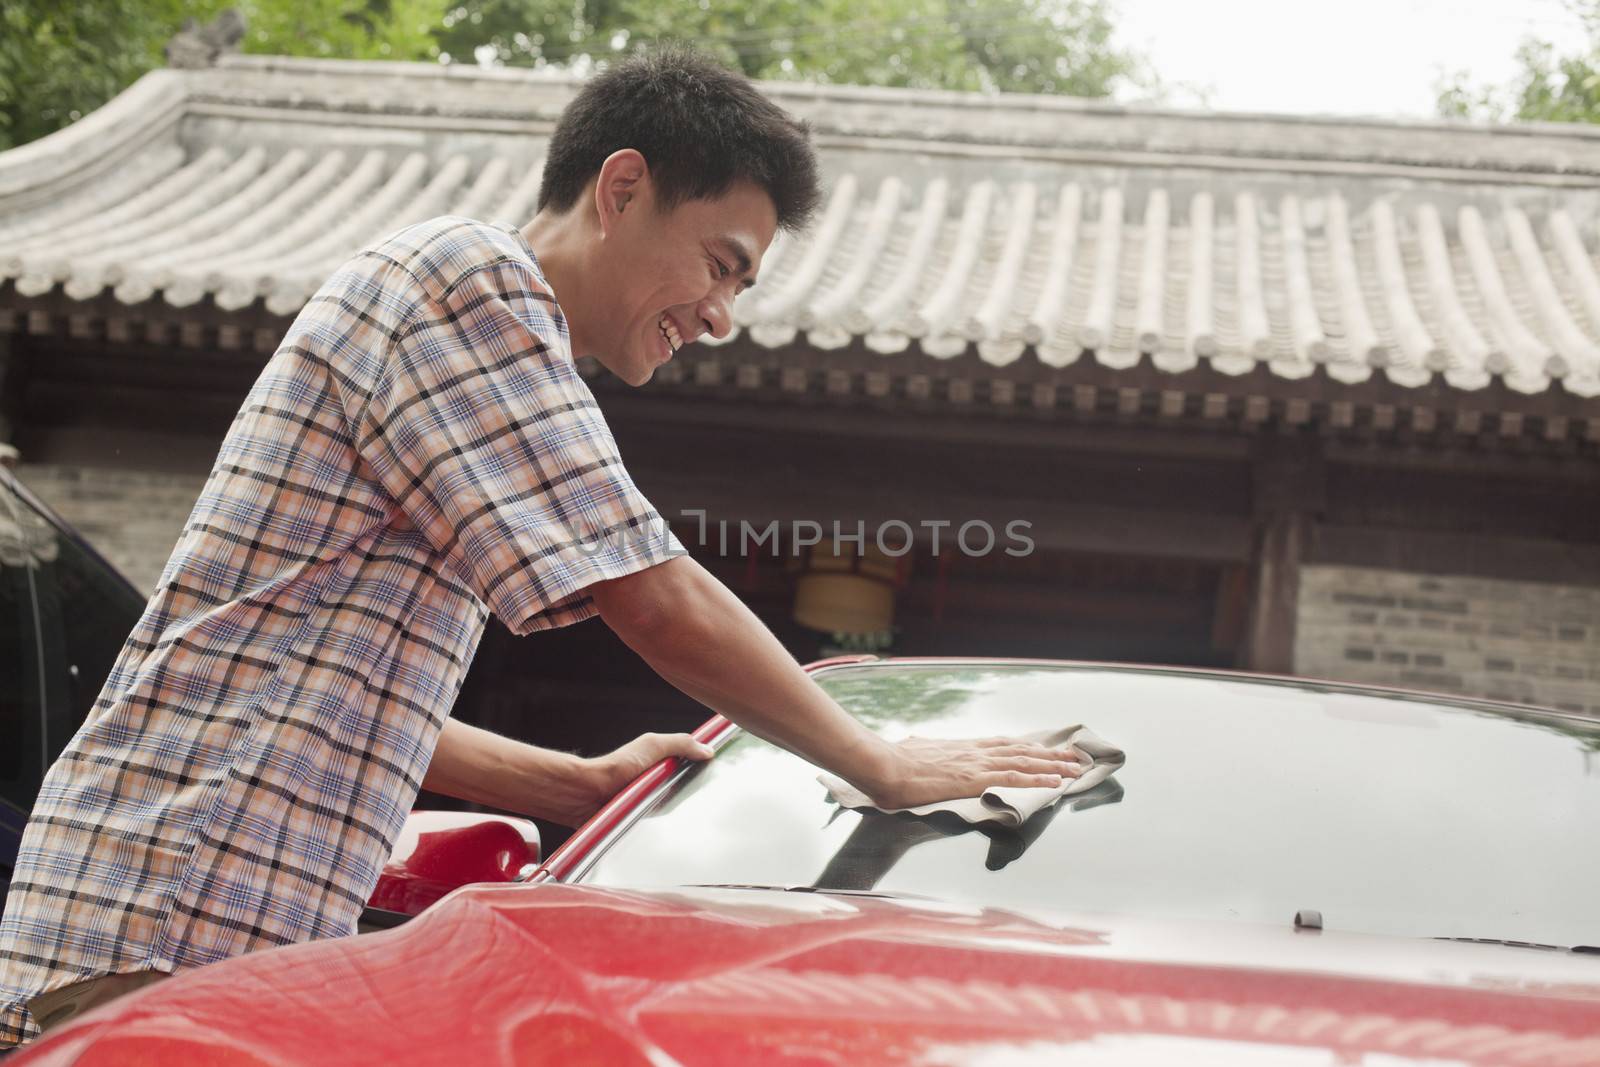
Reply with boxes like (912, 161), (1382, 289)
(711, 235), (757, 290)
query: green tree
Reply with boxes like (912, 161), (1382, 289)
(0, 0), (448, 151)
(2, 0), (1152, 152)
(436, 0), (1150, 97)
(1436, 1), (1600, 123)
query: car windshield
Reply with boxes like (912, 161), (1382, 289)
(575, 663), (1600, 948)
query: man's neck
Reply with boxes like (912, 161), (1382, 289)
(519, 211), (595, 358)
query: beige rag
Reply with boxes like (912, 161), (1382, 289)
(818, 725), (1126, 829)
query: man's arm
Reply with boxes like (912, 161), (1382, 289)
(422, 718), (712, 827)
(590, 555), (1081, 810)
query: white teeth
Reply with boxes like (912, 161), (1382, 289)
(659, 316), (681, 351)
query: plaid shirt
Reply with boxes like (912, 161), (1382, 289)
(0, 216), (682, 1044)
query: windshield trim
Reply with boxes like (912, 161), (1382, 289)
(537, 715), (739, 883)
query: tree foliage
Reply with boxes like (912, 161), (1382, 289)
(1, 0), (450, 150)
(1435, 1), (1600, 124)
(436, 0), (1149, 97)
(2, 0), (1151, 151)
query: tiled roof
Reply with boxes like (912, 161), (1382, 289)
(4, 55), (1600, 397)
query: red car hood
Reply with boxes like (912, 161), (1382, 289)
(19, 883), (1600, 1066)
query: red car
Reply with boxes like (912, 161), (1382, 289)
(14, 658), (1600, 1065)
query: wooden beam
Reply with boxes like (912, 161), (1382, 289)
(693, 359), (721, 387)
(641, 474), (1255, 563)
(1252, 435), (1326, 517)
(1313, 523), (1600, 586)
(1211, 563), (1251, 656)
(597, 391), (1253, 463)
(1244, 511), (1310, 673)
(1243, 436), (1323, 673)
(0, 333), (15, 442)
(898, 577), (1213, 626)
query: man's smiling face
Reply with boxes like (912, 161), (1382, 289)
(588, 158), (778, 386)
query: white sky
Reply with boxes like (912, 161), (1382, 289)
(1111, 0), (1589, 118)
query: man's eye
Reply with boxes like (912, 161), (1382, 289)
(713, 259), (730, 279)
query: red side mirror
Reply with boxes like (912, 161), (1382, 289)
(367, 811), (541, 917)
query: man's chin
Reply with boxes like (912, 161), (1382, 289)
(589, 353), (654, 387)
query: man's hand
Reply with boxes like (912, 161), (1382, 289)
(560, 732), (715, 826)
(861, 736), (1083, 810)
(421, 719), (712, 829)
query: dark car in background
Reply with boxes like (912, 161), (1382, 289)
(0, 466), (145, 903)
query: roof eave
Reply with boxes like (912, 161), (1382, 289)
(0, 69), (190, 206)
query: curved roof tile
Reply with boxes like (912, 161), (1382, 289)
(4, 55), (1600, 400)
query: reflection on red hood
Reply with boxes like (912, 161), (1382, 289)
(16, 884), (1600, 1066)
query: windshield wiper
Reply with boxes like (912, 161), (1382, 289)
(684, 883), (932, 901)
(1433, 936), (1600, 954)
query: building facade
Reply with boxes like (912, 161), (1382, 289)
(2, 52), (1598, 768)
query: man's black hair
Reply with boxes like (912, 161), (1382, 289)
(537, 43), (821, 233)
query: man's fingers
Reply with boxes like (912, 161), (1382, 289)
(987, 743), (1083, 763)
(968, 738), (1083, 758)
(993, 755), (1082, 777)
(990, 771), (1065, 789)
(652, 733), (715, 761)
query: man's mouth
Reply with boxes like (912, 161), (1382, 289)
(657, 315), (683, 360)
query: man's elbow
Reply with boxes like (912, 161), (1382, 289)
(590, 555), (700, 645)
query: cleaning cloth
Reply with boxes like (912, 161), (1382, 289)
(818, 725), (1125, 829)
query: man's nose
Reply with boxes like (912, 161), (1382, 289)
(698, 290), (734, 341)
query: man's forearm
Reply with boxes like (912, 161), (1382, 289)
(593, 557), (899, 794)
(422, 718), (599, 822)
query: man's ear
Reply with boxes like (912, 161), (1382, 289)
(593, 148), (649, 239)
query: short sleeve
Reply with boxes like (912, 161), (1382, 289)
(356, 258), (684, 634)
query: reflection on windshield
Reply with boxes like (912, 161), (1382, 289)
(815, 780), (1125, 891)
(578, 664), (1600, 948)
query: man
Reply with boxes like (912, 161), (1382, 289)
(0, 45), (1080, 1045)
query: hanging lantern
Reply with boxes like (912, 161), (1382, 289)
(792, 539), (901, 638)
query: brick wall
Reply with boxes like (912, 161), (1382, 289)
(1295, 564), (1600, 715)
(15, 463), (207, 596)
